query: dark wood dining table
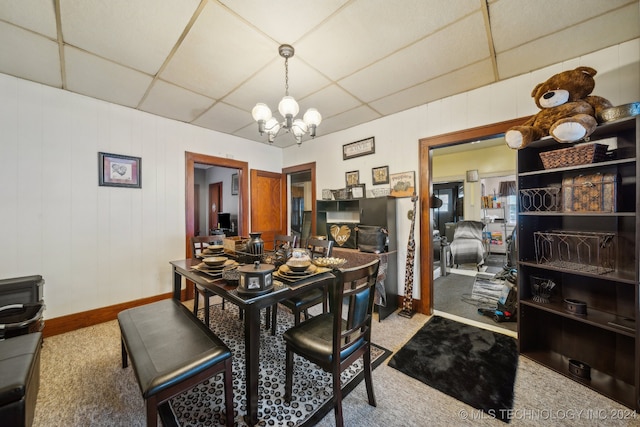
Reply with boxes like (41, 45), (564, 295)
(170, 258), (334, 426)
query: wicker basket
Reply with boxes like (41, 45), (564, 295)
(539, 143), (608, 170)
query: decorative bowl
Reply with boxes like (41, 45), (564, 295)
(312, 257), (347, 269)
(597, 102), (640, 123)
(203, 256), (228, 267)
(286, 260), (311, 272)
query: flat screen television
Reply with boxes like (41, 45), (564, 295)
(217, 213), (231, 230)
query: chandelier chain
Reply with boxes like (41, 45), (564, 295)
(284, 57), (289, 96)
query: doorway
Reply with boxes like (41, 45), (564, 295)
(282, 162), (316, 247)
(417, 118), (527, 319)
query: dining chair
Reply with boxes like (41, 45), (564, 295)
(269, 238), (333, 335)
(283, 259), (381, 427)
(190, 235), (226, 316)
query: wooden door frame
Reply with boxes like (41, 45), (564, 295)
(185, 152), (249, 257)
(417, 117), (528, 315)
(281, 162), (316, 240)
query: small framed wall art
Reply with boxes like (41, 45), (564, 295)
(343, 137), (375, 160)
(231, 173), (239, 195)
(349, 183), (366, 199)
(98, 152), (141, 188)
(389, 171), (415, 198)
(345, 170), (359, 187)
(372, 165), (389, 185)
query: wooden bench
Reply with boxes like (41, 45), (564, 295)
(118, 299), (233, 426)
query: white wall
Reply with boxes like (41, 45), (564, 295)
(0, 74), (281, 319)
(283, 39), (640, 299)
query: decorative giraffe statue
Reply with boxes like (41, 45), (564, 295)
(399, 193), (418, 318)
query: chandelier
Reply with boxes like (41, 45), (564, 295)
(251, 44), (322, 145)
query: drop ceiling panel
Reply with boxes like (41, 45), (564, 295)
(160, 1), (276, 100)
(317, 105), (381, 136)
(59, 0), (201, 75)
(296, 0), (481, 81)
(193, 101), (253, 135)
(0, 22), (61, 87)
(64, 46), (152, 108)
(340, 12), (488, 102)
(497, 6), (640, 79)
(0, 0), (57, 38)
(219, 0), (348, 43)
(222, 56), (330, 112)
(299, 84), (362, 119)
(139, 80), (215, 122)
(491, 0), (635, 53)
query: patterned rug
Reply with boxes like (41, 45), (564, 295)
(165, 303), (391, 426)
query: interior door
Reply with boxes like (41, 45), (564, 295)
(250, 169), (284, 251)
(208, 182), (222, 233)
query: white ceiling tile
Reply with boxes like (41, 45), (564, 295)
(491, 0), (635, 52)
(192, 102), (253, 135)
(64, 46), (152, 107)
(339, 12), (489, 102)
(219, 0), (348, 43)
(298, 84), (362, 120)
(297, 0), (480, 81)
(497, 5), (640, 79)
(0, 0), (57, 38)
(139, 80), (215, 123)
(222, 55), (330, 112)
(317, 106), (381, 136)
(0, 22), (61, 87)
(160, 1), (276, 100)
(59, 0), (201, 74)
(370, 60), (495, 115)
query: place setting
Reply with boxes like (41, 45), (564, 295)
(192, 256), (239, 278)
(196, 244), (225, 259)
(273, 250), (332, 284)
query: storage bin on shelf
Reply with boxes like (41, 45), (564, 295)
(561, 173), (619, 212)
(533, 230), (616, 275)
(539, 142), (608, 170)
(519, 187), (562, 212)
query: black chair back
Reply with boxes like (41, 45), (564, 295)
(190, 235), (224, 258)
(274, 234), (297, 249)
(307, 238), (334, 259)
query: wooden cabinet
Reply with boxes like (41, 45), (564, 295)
(316, 197), (398, 320)
(516, 116), (639, 410)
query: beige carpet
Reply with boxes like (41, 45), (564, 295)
(33, 299), (638, 426)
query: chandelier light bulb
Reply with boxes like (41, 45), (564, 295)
(303, 108), (322, 126)
(278, 96), (299, 118)
(292, 119), (308, 137)
(251, 103), (272, 122)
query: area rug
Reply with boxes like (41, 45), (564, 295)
(164, 303), (391, 426)
(388, 316), (518, 423)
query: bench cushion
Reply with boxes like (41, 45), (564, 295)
(118, 299), (231, 399)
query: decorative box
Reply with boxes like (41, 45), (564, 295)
(326, 223), (357, 249)
(562, 173), (618, 212)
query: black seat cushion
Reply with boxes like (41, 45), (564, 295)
(118, 299), (231, 398)
(0, 332), (42, 406)
(283, 313), (363, 365)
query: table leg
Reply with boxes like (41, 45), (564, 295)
(173, 268), (182, 300)
(244, 306), (260, 426)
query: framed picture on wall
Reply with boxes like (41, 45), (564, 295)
(98, 152), (141, 188)
(231, 173), (238, 195)
(349, 183), (366, 199)
(372, 165), (389, 185)
(389, 171), (415, 198)
(345, 170), (359, 187)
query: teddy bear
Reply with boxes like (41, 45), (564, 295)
(505, 66), (613, 149)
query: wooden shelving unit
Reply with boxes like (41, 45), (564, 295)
(516, 116), (639, 411)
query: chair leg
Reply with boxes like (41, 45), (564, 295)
(284, 347), (293, 402)
(223, 358), (234, 427)
(332, 368), (344, 427)
(363, 345), (377, 407)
